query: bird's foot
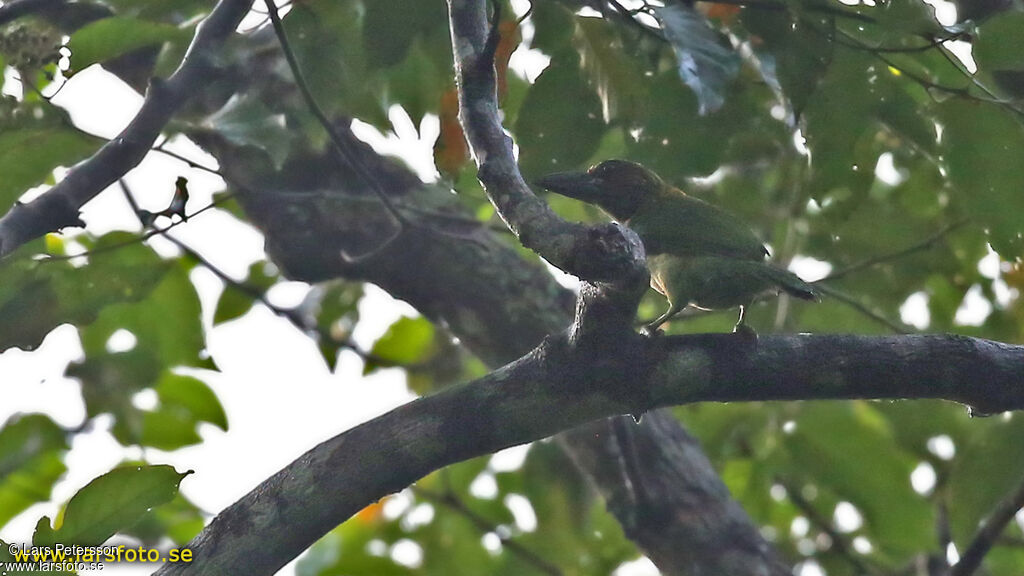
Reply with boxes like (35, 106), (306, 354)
(732, 323), (758, 349)
(640, 324), (664, 338)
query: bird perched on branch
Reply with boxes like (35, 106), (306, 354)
(138, 176), (190, 228)
(537, 160), (817, 335)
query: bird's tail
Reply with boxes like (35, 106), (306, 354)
(762, 265), (819, 301)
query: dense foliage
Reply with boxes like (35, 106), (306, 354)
(1, 0), (1024, 574)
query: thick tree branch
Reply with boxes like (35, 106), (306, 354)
(0, 0), (253, 257)
(154, 332), (1024, 575)
(447, 0), (647, 288)
(0, 0), (63, 25)
(192, 116), (789, 573)
(561, 412), (791, 575)
(161, 13), (1021, 574)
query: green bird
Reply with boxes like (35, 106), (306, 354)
(537, 160), (817, 335)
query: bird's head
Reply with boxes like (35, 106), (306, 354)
(536, 159), (662, 221)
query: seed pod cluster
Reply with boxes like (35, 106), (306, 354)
(0, 22), (62, 71)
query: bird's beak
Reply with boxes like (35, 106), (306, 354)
(535, 171), (604, 202)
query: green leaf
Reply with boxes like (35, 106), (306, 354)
(362, 0), (449, 70)
(365, 316), (436, 374)
(34, 465), (190, 547)
(139, 409), (202, 451)
(71, 356), (223, 449)
(67, 16), (189, 73)
(653, 4), (740, 115)
(0, 414), (69, 528)
(122, 492), (204, 546)
(744, 11), (833, 118)
(79, 259), (204, 366)
(973, 12), (1024, 73)
(314, 281), (363, 371)
(530, 1), (574, 56)
(948, 417), (1024, 546)
(382, 38), (449, 127)
(0, 233), (169, 352)
(574, 18), (645, 122)
(876, 0), (944, 37)
(0, 118), (103, 210)
(213, 261), (279, 325)
(201, 94), (296, 170)
(625, 72), (739, 178)
(513, 444), (635, 573)
(939, 99), (1024, 258)
(514, 54), (606, 179)
(70, 347), (162, 418)
(154, 373), (228, 431)
(801, 49), (881, 198)
(783, 402), (935, 557)
(282, 0), (385, 127)
(297, 519), (413, 576)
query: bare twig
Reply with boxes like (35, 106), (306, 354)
(951, 474), (1024, 576)
(261, 0), (491, 261)
(814, 284), (911, 334)
(822, 220), (968, 282)
(0, 0), (64, 25)
(782, 479), (880, 575)
(0, 0), (254, 258)
(681, 0), (877, 22)
(36, 193), (231, 263)
(826, 22), (965, 54)
(412, 486), (564, 576)
(996, 536), (1024, 548)
(152, 142), (222, 176)
(116, 180), (393, 367)
(606, 0), (664, 41)
(937, 498), (954, 556)
(260, 0), (408, 253)
(833, 28), (1024, 119)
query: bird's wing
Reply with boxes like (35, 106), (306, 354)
(628, 193), (769, 261)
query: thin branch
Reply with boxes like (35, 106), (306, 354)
(826, 23), (965, 54)
(447, 0), (647, 286)
(937, 498), (954, 556)
(260, 0), (492, 260)
(830, 27), (1024, 119)
(996, 536), (1024, 548)
(606, 0), (664, 41)
(260, 0), (408, 243)
(782, 479), (881, 575)
(0, 0), (64, 25)
(116, 180), (396, 368)
(515, 0), (534, 26)
(822, 219), (968, 282)
(151, 143), (223, 176)
(814, 284), (911, 334)
(0, 0), (254, 258)
(685, 0), (878, 22)
(36, 193), (230, 263)
(412, 486), (564, 576)
(950, 474), (1024, 576)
